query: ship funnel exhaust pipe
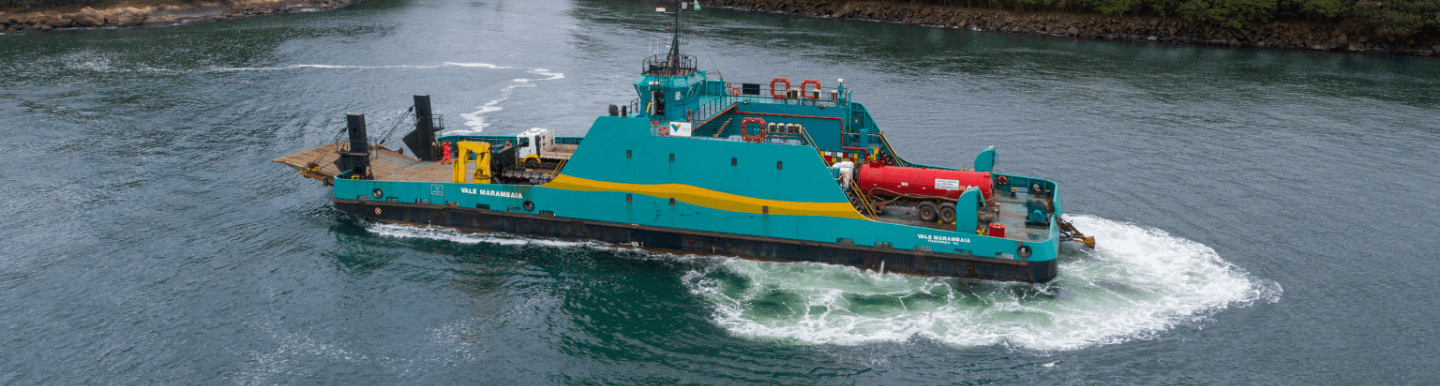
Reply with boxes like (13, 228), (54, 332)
(403, 94), (443, 161)
(334, 113), (371, 179)
(346, 113), (368, 154)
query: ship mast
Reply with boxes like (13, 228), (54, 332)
(644, 0), (695, 77)
(665, 0), (682, 70)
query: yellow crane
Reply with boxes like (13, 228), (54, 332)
(453, 141), (493, 184)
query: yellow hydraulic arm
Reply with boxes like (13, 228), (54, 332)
(453, 141), (493, 184)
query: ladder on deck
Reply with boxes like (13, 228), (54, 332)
(799, 125), (876, 220)
(842, 177), (878, 220)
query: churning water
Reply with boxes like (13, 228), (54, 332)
(682, 216), (1281, 350)
(2, 0), (1438, 383)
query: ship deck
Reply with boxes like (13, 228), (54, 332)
(864, 194), (1052, 243)
(273, 142), (453, 183)
(987, 194), (1054, 242)
(543, 144), (579, 160)
(279, 143), (1052, 243)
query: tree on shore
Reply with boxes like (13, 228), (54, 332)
(936, 0), (1438, 34)
(6, 0), (1439, 36)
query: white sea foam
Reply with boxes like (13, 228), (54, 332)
(197, 61), (556, 134)
(196, 61), (562, 135)
(442, 62), (506, 69)
(362, 216), (1275, 352)
(58, 60), (511, 74)
(55, 58), (560, 135)
(367, 223), (618, 250)
(206, 62), (509, 72)
(681, 215), (1282, 351)
(456, 68), (565, 134)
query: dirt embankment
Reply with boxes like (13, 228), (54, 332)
(0, 0), (365, 33)
(705, 0), (1440, 57)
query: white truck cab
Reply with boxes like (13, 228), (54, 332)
(514, 128), (576, 168)
(516, 128), (552, 166)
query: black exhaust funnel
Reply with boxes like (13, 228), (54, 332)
(335, 113), (371, 179)
(403, 95), (443, 161)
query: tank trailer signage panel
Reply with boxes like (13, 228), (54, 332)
(935, 179), (961, 190)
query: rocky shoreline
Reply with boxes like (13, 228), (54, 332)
(0, 0), (366, 34)
(704, 0), (1440, 57)
(6, 0), (1437, 57)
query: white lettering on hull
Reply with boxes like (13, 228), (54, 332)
(919, 234), (971, 245)
(461, 187), (522, 199)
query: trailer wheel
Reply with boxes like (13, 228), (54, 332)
(939, 203), (956, 224)
(918, 202), (938, 222)
(525, 157), (540, 169)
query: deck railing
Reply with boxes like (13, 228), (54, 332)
(642, 54), (697, 76)
(847, 176), (879, 220)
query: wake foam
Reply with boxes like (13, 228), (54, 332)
(55, 57), (509, 75)
(681, 215), (1282, 351)
(206, 62), (510, 72)
(53, 57), (563, 135)
(192, 61), (564, 134)
(362, 223), (720, 265)
(367, 223), (605, 249)
(456, 68), (565, 134)
(361, 216), (1275, 351)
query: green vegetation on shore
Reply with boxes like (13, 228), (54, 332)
(3, 0), (193, 13)
(6, 0), (1436, 35)
(934, 0), (1437, 33)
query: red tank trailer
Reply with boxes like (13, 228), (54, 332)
(857, 163), (993, 201)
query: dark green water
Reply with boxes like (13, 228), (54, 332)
(2, 0), (1438, 383)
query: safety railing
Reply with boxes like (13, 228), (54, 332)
(642, 54), (697, 76)
(874, 129), (915, 168)
(546, 157), (568, 178)
(709, 91), (848, 108)
(847, 176), (879, 220)
(690, 97), (729, 125)
(795, 126), (818, 147)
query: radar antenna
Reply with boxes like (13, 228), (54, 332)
(643, 0), (696, 76)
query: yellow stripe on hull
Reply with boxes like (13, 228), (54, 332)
(546, 174), (869, 220)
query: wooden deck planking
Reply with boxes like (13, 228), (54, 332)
(273, 143), (452, 183)
(543, 144), (579, 160)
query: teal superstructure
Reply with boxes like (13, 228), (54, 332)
(275, 4), (1093, 281)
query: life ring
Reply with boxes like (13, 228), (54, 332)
(740, 117), (767, 143)
(769, 78), (790, 99)
(996, 175), (1009, 185)
(799, 79), (821, 100)
(730, 87), (741, 96)
(654, 120), (667, 137)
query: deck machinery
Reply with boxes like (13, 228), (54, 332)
(275, 3), (1093, 282)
